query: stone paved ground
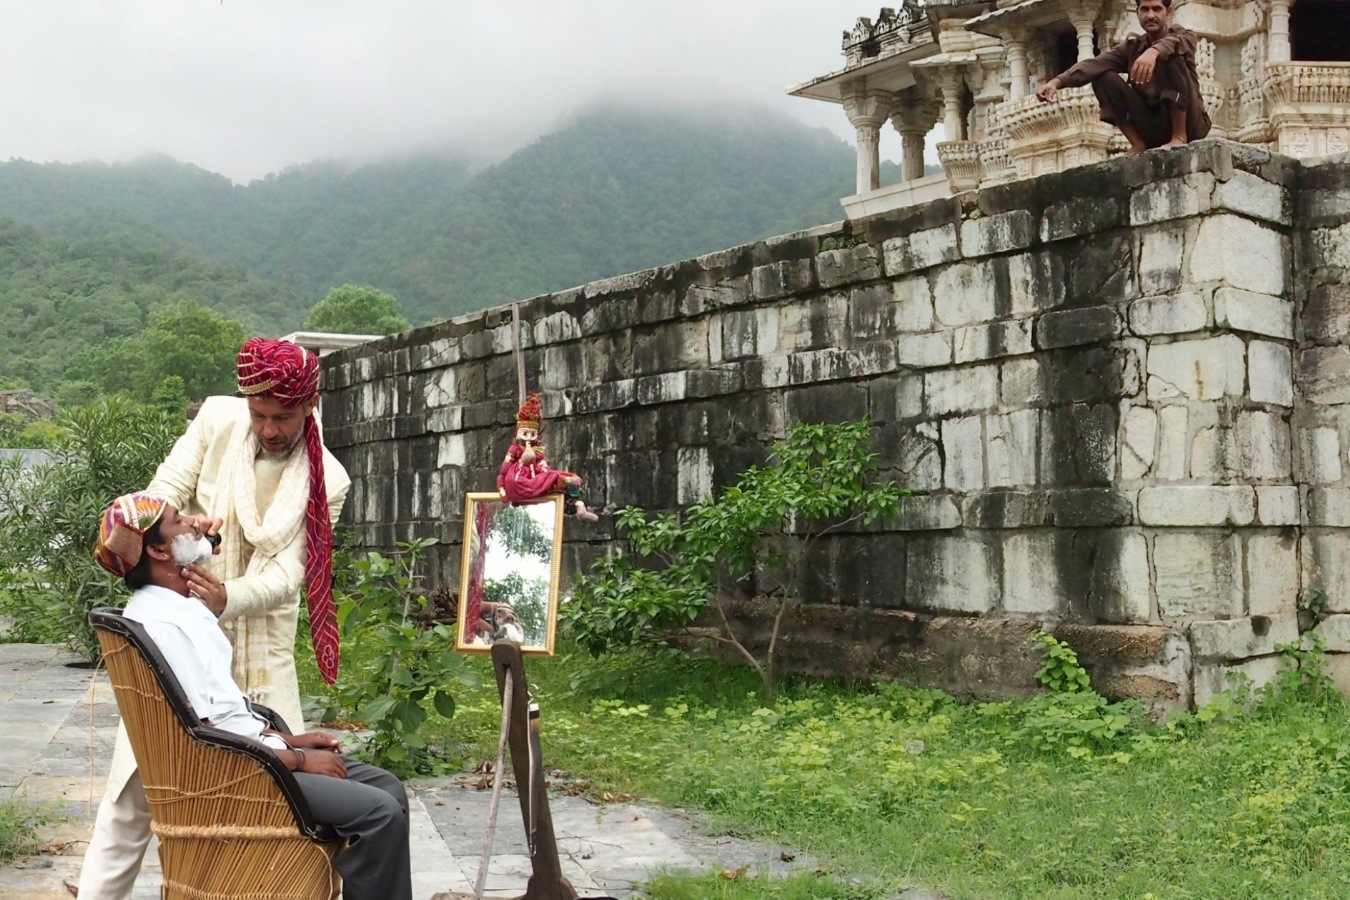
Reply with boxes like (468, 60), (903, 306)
(0, 644), (806, 899)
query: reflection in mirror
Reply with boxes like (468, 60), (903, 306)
(456, 492), (563, 656)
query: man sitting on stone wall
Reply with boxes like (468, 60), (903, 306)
(1035, 0), (1211, 152)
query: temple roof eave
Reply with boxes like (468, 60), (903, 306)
(965, 0), (1070, 37)
(786, 41), (939, 103)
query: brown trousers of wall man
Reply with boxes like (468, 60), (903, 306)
(1091, 56), (1212, 148)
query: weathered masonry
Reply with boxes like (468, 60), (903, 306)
(321, 140), (1350, 709)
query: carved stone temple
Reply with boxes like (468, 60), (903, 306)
(790, 0), (1350, 218)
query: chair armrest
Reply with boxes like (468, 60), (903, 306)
(192, 724), (339, 843)
(250, 702), (292, 735)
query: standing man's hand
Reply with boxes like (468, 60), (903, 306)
(1130, 47), (1159, 84)
(1035, 78), (1061, 102)
(190, 516), (225, 554)
(184, 563), (228, 615)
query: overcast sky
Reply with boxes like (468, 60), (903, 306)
(0, 2), (892, 184)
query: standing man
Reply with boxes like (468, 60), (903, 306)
(77, 338), (352, 900)
(1035, 0), (1211, 152)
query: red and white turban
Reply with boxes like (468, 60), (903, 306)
(236, 337), (339, 684)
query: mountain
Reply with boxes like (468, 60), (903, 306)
(0, 104), (869, 328)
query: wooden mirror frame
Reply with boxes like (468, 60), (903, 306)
(455, 492), (564, 657)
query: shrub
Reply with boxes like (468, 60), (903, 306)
(565, 419), (906, 701)
(0, 395), (183, 656)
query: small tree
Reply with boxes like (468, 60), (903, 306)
(565, 419), (906, 701)
(304, 284), (410, 335)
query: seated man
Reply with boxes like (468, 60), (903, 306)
(1035, 0), (1210, 152)
(92, 492), (412, 900)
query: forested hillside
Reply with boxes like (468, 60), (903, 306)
(0, 105), (866, 327)
(0, 103), (892, 407)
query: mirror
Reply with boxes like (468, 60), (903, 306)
(456, 492), (563, 656)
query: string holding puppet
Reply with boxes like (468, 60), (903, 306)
(497, 393), (599, 522)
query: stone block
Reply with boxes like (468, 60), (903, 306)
(1005, 251), (1067, 316)
(1301, 283), (1350, 343)
(1311, 222), (1350, 269)
(1154, 532), (1242, 619)
(1040, 404), (1118, 486)
(925, 365), (997, 416)
(1137, 224), (1188, 296)
(1041, 346), (1141, 405)
(883, 224), (960, 275)
(895, 426), (943, 491)
(873, 374), (925, 422)
(1213, 170), (1290, 225)
(962, 490), (1051, 529)
(986, 408), (1039, 488)
(1308, 488), (1350, 526)
(1248, 341), (1294, 407)
(1189, 215), (1288, 296)
(681, 274), (753, 316)
(1235, 410), (1290, 480)
(1193, 656), (1280, 708)
(897, 332), (953, 369)
(954, 320), (1033, 364)
(676, 447), (713, 505)
(752, 258), (816, 300)
(1035, 306), (1122, 350)
(1246, 533), (1300, 617)
(1256, 486), (1300, 526)
(905, 535), (999, 614)
(934, 261), (999, 326)
(1300, 426), (1342, 484)
(1000, 357), (1043, 406)
(1213, 288), (1293, 339)
(1088, 532), (1153, 623)
(1296, 346), (1350, 406)
(816, 243), (881, 289)
(1190, 614), (1297, 662)
(960, 209), (1036, 257)
(1048, 489), (1134, 527)
(420, 369), (457, 408)
(1040, 195), (1125, 243)
(1067, 233), (1138, 306)
(1313, 615), (1350, 652)
(1146, 334), (1246, 401)
(1003, 532), (1064, 615)
(784, 382), (870, 425)
(1303, 533), (1350, 613)
(1120, 406), (1158, 480)
(893, 495), (962, 530)
(942, 415), (984, 491)
(1129, 173), (1215, 226)
(1138, 486), (1256, 526)
(1128, 292), (1208, 338)
(891, 277), (936, 333)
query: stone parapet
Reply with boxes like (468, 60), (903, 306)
(323, 140), (1350, 707)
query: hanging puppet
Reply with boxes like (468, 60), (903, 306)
(498, 392), (599, 522)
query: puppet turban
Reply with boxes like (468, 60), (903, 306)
(515, 392), (542, 431)
(94, 491), (169, 578)
(236, 338), (320, 406)
(235, 337), (340, 684)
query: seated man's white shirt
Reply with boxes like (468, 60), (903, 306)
(122, 585), (287, 751)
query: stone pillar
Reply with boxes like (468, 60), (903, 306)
(843, 88), (889, 194)
(891, 93), (937, 182)
(1064, 2), (1098, 62)
(900, 130), (927, 181)
(939, 72), (967, 142)
(1006, 38), (1030, 100)
(1269, 0), (1292, 62)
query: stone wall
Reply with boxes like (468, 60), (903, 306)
(321, 139), (1350, 708)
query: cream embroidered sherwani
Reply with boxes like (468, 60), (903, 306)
(81, 396), (351, 900)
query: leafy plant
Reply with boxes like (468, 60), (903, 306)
(0, 395), (183, 657)
(566, 419), (906, 701)
(0, 799), (50, 865)
(312, 538), (480, 776)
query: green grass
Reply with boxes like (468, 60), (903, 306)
(300, 633), (1350, 899)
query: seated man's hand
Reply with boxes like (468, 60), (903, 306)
(183, 564), (227, 616)
(1035, 78), (1061, 102)
(1130, 47), (1159, 84)
(287, 731), (343, 752)
(299, 750), (348, 779)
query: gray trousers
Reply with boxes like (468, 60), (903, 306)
(1090, 55), (1212, 148)
(295, 759), (412, 900)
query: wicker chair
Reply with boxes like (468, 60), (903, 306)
(89, 608), (345, 900)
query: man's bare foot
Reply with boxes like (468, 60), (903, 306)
(1159, 138), (1188, 149)
(64, 881), (79, 897)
